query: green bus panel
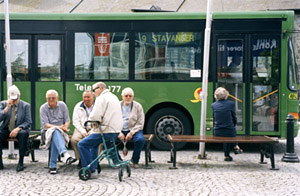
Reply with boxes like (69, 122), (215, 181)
(66, 82), (214, 136)
(35, 82), (63, 131)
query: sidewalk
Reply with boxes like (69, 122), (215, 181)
(0, 136), (300, 196)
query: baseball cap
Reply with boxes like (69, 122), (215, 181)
(8, 85), (20, 100)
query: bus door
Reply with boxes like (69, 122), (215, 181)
(215, 35), (280, 135)
(215, 35), (245, 134)
(34, 35), (63, 130)
(251, 36), (280, 134)
(6, 35), (63, 130)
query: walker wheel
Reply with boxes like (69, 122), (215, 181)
(79, 168), (91, 181)
(118, 167), (123, 182)
(97, 164), (101, 174)
(126, 165), (131, 177)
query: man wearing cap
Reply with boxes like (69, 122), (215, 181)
(0, 85), (32, 172)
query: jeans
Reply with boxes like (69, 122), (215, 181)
(121, 130), (145, 164)
(78, 133), (118, 173)
(50, 130), (68, 168)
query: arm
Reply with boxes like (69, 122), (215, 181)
(72, 103), (87, 135)
(0, 100), (12, 121)
(17, 103), (32, 130)
(130, 102), (145, 135)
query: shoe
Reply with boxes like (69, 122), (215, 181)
(234, 148), (243, 154)
(224, 156), (233, 161)
(16, 164), (24, 172)
(49, 168), (57, 174)
(77, 160), (82, 169)
(131, 159), (140, 169)
(66, 157), (77, 165)
(90, 170), (99, 179)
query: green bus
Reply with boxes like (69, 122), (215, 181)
(0, 11), (298, 150)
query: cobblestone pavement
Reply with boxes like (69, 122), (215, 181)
(1, 134), (300, 196)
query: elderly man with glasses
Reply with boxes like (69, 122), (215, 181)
(118, 87), (145, 168)
(0, 85), (32, 172)
(78, 82), (123, 179)
(40, 89), (76, 174)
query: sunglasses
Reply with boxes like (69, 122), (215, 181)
(47, 97), (56, 101)
(124, 95), (132, 98)
(92, 87), (100, 92)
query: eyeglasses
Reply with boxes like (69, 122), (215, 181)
(92, 87), (100, 92)
(124, 95), (132, 98)
(47, 97), (56, 101)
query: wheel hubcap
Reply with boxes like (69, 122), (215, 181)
(155, 115), (183, 142)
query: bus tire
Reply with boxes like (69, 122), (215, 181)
(146, 107), (192, 150)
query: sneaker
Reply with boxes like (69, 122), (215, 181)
(90, 170), (98, 179)
(49, 168), (57, 174)
(66, 157), (77, 165)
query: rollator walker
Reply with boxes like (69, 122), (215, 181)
(78, 121), (131, 181)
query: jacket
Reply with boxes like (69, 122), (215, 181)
(0, 100), (32, 133)
(72, 101), (90, 135)
(120, 100), (144, 135)
(89, 89), (123, 134)
(211, 99), (237, 137)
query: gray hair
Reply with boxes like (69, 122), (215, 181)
(83, 90), (93, 94)
(92, 82), (106, 90)
(46, 89), (58, 97)
(121, 87), (134, 96)
(214, 87), (228, 101)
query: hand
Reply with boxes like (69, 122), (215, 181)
(9, 127), (20, 138)
(82, 132), (89, 138)
(4, 99), (13, 113)
(125, 132), (133, 141)
(118, 132), (125, 141)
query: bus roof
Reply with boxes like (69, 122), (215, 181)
(0, 11), (294, 21)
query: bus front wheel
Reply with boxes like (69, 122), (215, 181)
(146, 108), (192, 150)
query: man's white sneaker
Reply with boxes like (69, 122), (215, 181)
(90, 170), (99, 179)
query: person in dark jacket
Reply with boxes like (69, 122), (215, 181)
(211, 87), (243, 161)
(0, 85), (32, 171)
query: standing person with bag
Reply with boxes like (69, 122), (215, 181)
(211, 87), (243, 161)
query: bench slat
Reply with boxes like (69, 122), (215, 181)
(168, 135), (278, 144)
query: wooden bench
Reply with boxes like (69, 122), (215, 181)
(6, 134), (39, 162)
(167, 135), (279, 170)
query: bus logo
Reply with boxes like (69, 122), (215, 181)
(190, 88), (202, 103)
(288, 93), (298, 100)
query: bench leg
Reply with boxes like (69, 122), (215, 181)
(169, 143), (177, 169)
(269, 144), (279, 170)
(144, 142), (152, 169)
(259, 144), (267, 164)
(27, 138), (38, 162)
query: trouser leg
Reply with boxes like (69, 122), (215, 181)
(71, 130), (83, 160)
(16, 130), (29, 165)
(223, 143), (230, 156)
(0, 129), (10, 165)
(50, 130), (67, 168)
(78, 133), (102, 173)
(132, 131), (145, 164)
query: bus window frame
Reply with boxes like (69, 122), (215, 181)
(287, 38), (298, 92)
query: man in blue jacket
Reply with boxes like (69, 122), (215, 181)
(0, 85), (32, 171)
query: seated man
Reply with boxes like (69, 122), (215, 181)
(78, 82), (123, 179)
(0, 85), (32, 172)
(40, 89), (76, 174)
(119, 87), (145, 168)
(71, 90), (94, 169)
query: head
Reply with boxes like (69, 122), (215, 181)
(82, 90), (94, 107)
(214, 87), (229, 101)
(92, 82), (106, 97)
(121, 87), (134, 106)
(46, 89), (59, 108)
(8, 85), (20, 105)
